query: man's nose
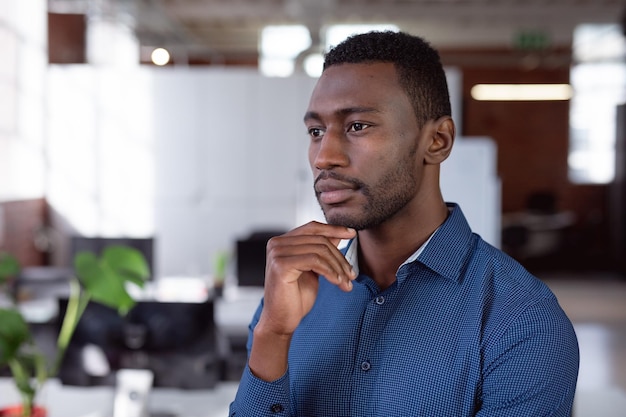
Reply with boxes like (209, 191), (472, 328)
(312, 130), (349, 170)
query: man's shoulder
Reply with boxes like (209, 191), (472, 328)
(467, 236), (557, 305)
(465, 236), (576, 341)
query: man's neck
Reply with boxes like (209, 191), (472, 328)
(356, 201), (449, 290)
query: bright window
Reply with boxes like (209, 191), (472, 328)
(569, 24), (626, 184)
(259, 25), (312, 77)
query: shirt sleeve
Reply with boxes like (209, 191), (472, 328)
(228, 298), (294, 417)
(477, 296), (579, 416)
(228, 366), (292, 417)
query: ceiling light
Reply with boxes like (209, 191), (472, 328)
(304, 53), (324, 78)
(151, 48), (170, 66)
(471, 84), (574, 101)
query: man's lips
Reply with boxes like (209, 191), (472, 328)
(315, 179), (358, 205)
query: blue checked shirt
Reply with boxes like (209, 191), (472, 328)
(230, 203), (579, 416)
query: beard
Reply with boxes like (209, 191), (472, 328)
(315, 151), (418, 230)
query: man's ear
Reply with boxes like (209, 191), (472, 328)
(424, 116), (455, 165)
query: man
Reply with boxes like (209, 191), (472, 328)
(230, 31), (579, 416)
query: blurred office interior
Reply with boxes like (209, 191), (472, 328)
(1, 0), (626, 416)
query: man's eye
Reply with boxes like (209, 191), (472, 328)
(348, 122), (369, 132)
(308, 127), (325, 138)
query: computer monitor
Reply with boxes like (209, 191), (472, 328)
(57, 298), (220, 389)
(235, 230), (285, 287)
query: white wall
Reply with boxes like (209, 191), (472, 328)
(47, 67), (155, 238)
(151, 69), (318, 275)
(0, 0), (47, 203)
(46, 65), (499, 277)
(441, 136), (500, 247)
(47, 66), (319, 275)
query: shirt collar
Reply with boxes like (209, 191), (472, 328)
(343, 236), (360, 276)
(417, 203), (474, 282)
(342, 203), (473, 283)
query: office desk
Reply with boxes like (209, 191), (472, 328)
(15, 278), (263, 382)
(215, 286), (263, 337)
(0, 378), (239, 417)
(214, 287), (263, 381)
(1, 285), (262, 417)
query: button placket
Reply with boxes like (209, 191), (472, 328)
(352, 289), (394, 392)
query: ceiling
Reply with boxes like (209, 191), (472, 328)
(49, 0), (626, 65)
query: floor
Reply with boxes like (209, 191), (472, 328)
(541, 272), (626, 417)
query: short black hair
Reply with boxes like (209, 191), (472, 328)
(323, 31), (451, 127)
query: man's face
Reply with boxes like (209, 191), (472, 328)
(304, 62), (425, 230)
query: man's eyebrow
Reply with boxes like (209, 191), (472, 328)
(304, 107), (380, 122)
(303, 111), (321, 122)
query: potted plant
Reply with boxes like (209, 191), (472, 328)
(0, 246), (150, 417)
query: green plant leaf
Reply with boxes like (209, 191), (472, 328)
(0, 308), (30, 366)
(74, 246), (149, 314)
(0, 251), (20, 284)
(102, 246), (150, 283)
(1, 246), (149, 413)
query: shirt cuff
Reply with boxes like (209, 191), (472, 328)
(229, 365), (291, 417)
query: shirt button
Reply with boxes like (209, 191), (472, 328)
(361, 360), (371, 371)
(375, 296), (385, 305)
(270, 403), (284, 413)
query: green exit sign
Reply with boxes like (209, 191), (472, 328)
(513, 31), (550, 50)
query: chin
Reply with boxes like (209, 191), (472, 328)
(318, 200), (374, 230)
(323, 204), (392, 231)
(323, 210), (367, 231)
(322, 207), (349, 226)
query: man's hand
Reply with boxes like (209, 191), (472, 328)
(248, 222), (357, 381)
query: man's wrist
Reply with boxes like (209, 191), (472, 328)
(249, 322), (292, 382)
